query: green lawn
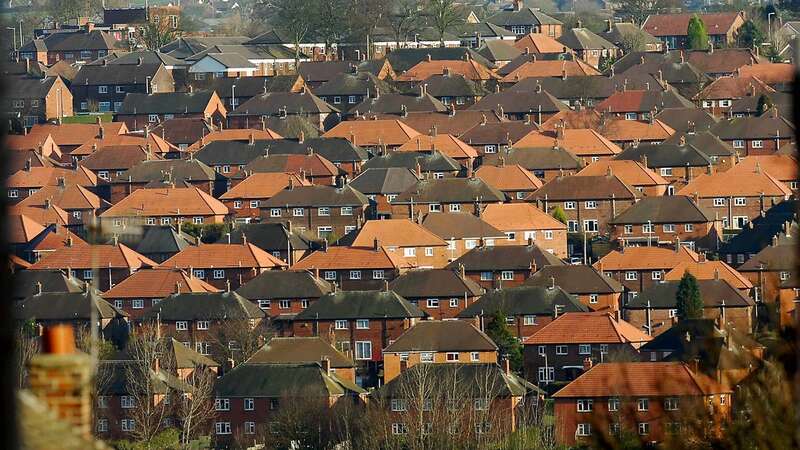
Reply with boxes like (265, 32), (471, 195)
(62, 113), (114, 124)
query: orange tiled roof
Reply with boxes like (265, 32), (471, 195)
(643, 12), (743, 37)
(71, 132), (177, 156)
(220, 173), (310, 200)
(552, 362), (731, 398)
(540, 109), (602, 130)
(397, 134), (479, 159)
(20, 184), (107, 210)
(161, 243), (287, 269)
(576, 160), (668, 187)
(293, 246), (410, 270)
(102, 267), (219, 299)
(30, 228), (88, 253)
(515, 129), (622, 156)
(29, 243), (158, 270)
(524, 311), (651, 345)
(599, 119), (675, 142)
(664, 260), (753, 290)
(501, 59), (600, 82)
(475, 164), (543, 191)
(9, 203), (70, 227)
(186, 128), (283, 152)
(350, 219), (448, 248)
(6, 133), (62, 158)
(396, 59), (499, 82)
(727, 154), (798, 182)
(100, 187), (229, 218)
(513, 33), (569, 54)
(26, 122), (128, 146)
(676, 169), (792, 198)
(8, 214), (45, 244)
(737, 63), (795, 85)
(481, 202), (566, 231)
(694, 75), (774, 101)
(594, 246), (700, 271)
(322, 119), (421, 147)
(7, 166), (97, 189)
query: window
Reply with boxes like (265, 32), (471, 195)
(270, 208), (281, 217)
(734, 197), (746, 206)
(293, 208), (304, 216)
(132, 299), (144, 309)
(663, 224), (675, 233)
(373, 270), (384, 279)
(176, 321), (188, 331)
(349, 270), (361, 280)
(193, 217), (202, 224)
(215, 398), (230, 411)
(446, 352), (459, 362)
(340, 206), (353, 215)
(685, 223), (694, 232)
(121, 419), (135, 432)
(506, 232), (516, 241)
(335, 320), (348, 330)
(625, 271), (637, 281)
(213, 269), (225, 279)
(484, 144), (497, 154)
(780, 271), (790, 281)
(638, 422), (650, 435)
(669, 308), (678, 318)
(625, 112), (637, 120)
(666, 422), (681, 435)
(244, 422), (255, 434)
(652, 271), (662, 280)
(249, 200), (259, 208)
(97, 418), (108, 432)
(720, 394), (727, 406)
(473, 398), (489, 411)
(637, 398), (649, 411)
(318, 207), (330, 216)
(577, 423), (592, 436)
(752, 140), (763, 149)
(403, 247), (416, 257)
(427, 298), (439, 308)
(244, 398), (255, 411)
(585, 200), (597, 209)
(196, 320), (210, 330)
(732, 140), (745, 149)
(501, 270), (514, 281)
(523, 315), (536, 326)
(660, 167), (673, 177)
(556, 345), (567, 355)
(544, 230), (553, 240)
(121, 396), (135, 408)
(301, 299), (309, 308)
(538, 366), (554, 382)
(274, 299), (289, 309)
(8, 189), (18, 198)
(564, 201), (576, 210)
(391, 398), (407, 411)
(355, 341), (372, 360)
(215, 422), (231, 435)
(577, 399), (593, 412)
(232, 200), (242, 209)
(356, 319), (369, 329)
(98, 85), (108, 94)
(664, 397), (679, 411)
(193, 269), (205, 278)
(318, 226), (333, 237)
(470, 351), (480, 362)
(608, 397), (620, 411)
(258, 300), (271, 309)
(465, 239), (478, 249)
(589, 294), (598, 304)
(480, 271), (492, 281)
(579, 344), (591, 354)
(429, 203), (441, 212)
(449, 203), (461, 212)
(568, 220), (579, 233)
(713, 197), (725, 207)
(348, 95), (357, 104)
(583, 220), (598, 232)
(324, 271), (336, 280)
(391, 423), (407, 435)
(269, 399), (279, 410)
(332, 96), (341, 104)
(148, 114), (158, 123)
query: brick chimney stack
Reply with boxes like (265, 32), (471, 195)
(28, 325), (92, 438)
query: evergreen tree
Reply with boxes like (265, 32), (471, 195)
(687, 15), (709, 50)
(757, 94), (774, 116)
(484, 309), (523, 372)
(552, 205), (568, 224)
(676, 271), (703, 320)
(738, 20), (765, 48)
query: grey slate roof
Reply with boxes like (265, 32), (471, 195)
(118, 91), (217, 115)
(457, 285), (586, 317)
(446, 244), (565, 272)
(614, 142), (713, 168)
(486, 7), (562, 27)
(600, 23), (661, 47)
(88, 50), (183, 67)
(115, 158), (219, 184)
(6, 76), (59, 99)
(627, 279), (754, 309)
(386, 48), (495, 72)
(159, 36), (251, 60)
(260, 116), (321, 139)
(263, 137), (369, 163)
(350, 93), (447, 116)
(389, 268), (484, 298)
(557, 28), (616, 50)
(373, 363), (540, 398)
(393, 177), (506, 204)
(529, 174), (638, 201)
(203, 52), (256, 69)
(226, 223), (319, 252)
(313, 72), (395, 98)
(524, 265), (623, 294)
(230, 91), (336, 116)
(349, 168), (420, 194)
(205, 75), (303, 98)
(16, 289), (124, 321)
(655, 108), (719, 133)
(194, 140), (270, 167)
(74, 63), (164, 86)
(262, 185), (369, 207)
(12, 269), (85, 301)
(215, 363), (364, 397)
(236, 270), (332, 300)
(459, 120), (539, 145)
(663, 131), (733, 158)
(482, 147), (582, 171)
(423, 73), (490, 98)
(738, 243), (798, 272)
(135, 225), (197, 256)
(384, 320), (497, 353)
(610, 196), (715, 225)
(20, 30), (119, 53)
(468, 90), (569, 115)
(361, 150), (461, 173)
(143, 291), (265, 321)
(457, 22), (518, 39)
(477, 40), (523, 62)
(247, 336), (353, 368)
(711, 114), (795, 140)
(294, 290), (424, 320)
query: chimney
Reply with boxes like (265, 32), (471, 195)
(582, 357), (593, 372)
(383, 279), (389, 292)
(503, 358), (511, 375)
(320, 357), (331, 376)
(373, 238), (380, 251)
(556, 120), (565, 140)
(606, 19), (613, 33)
(28, 325), (92, 438)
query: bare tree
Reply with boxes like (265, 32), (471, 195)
(140, 20), (178, 51)
(125, 323), (171, 446)
(426, 0), (463, 46)
(14, 324), (39, 388)
(314, 0), (352, 57)
(209, 319), (269, 366)
(172, 363), (216, 446)
(387, 0), (423, 48)
(265, 0), (318, 66)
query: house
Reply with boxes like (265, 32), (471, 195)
(421, 212), (507, 261)
(125, 224), (197, 263)
(459, 118), (538, 154)
(726, 154), (799, 192)
(552, 362), (732, 446)
(523, 312), (651, 384)
(507, 76), (624, 110)
(71, 60), (174, 113)
(361, 150), (462, 179)
(384, 47), (493, 73)
(480, 203), (568, 258)
(298, 59), (394, 87)
(598, 118), (676, 147)
(396, 134), (479, 170)
(23, 122), (128, 158)
(446, 243), (564, 290)
(683, 48), (762, 78)
(524, 265), (624, 312)
(514, 126), (623, 164)
(499, 59), (601, 82)
(221, 173), (310, 222)
(5, 75), (72, 127)
(349, 168), (420, 219)
(391, 178), (506, 220)
(192, 136), (274, 178)
(662, 130), (735, 170)
(625, 278), (755, 336)
(655, 107), (719, 134)
(195, 75), (306, 110)
(160, 242), (287, 290)
(593, 245), (700, 296)
(28, 241), (157, 291)
(475, 163), (542, 200)
(398, 109), (504, 137)
(459, 22), (519, 49)
(291, 289), (424, 387)
(100, 186), (229, 229)
(663, 260), (753, 293)
(18, 28), (121, 65)
(260, 184), (369, 240)
(79, 144), (157, 182)
(718, 200), (796, 267)
(595, 89), (695, 122)
(322, 119), (420, 151)
(228, 90), (338, 131)
(556, 26), (618, 68)
(241, 153), (342, 186)
(236, 270), (332, 324)
(710, 110), (795, 156)
(383, 320), (497, 382)
(11, 268), (85, 302)
(186, 127), (282, 152)
(110, 158), (225, 202)
(457, 285), (587, 339)
(529, 173), (639, 237)
(737, 241), (796, 305)
(188, 53), (258, 78)
(693, 75), (774, 116)
(388, 268), (484, 320)
(225, 222), (320, 265)
(513, 33), (569, 55)
(101, 267), (218, 320)
(482, 147), (582, 182)
(6, 166), (97, 204)
(18, 182), (110, 229)
(15, 288), (127, 339)
(613, 138), (715, 190)
(247, 336), (357, 382)
(244, 136), (369, 177)
(468, 87), (569, 122)
(415, 72), (490, 109)
(486, 3), (563, 37)
(576, 160), (668, 197)
(676, 166), (792, 229)
(116, 90), (227, 131)
(642, 12), (746, 49)
(600, 22), (663, 53)
(346, 219), (450, 269)
(475, 40), (522, 68)
(314, 71), (394, 111)
(291, 246), (410, 290)
(142, 290), (266, 361)
(348, 91), (449, 118)
(609, 196), (720, 251)
(395, 58), (499, 83)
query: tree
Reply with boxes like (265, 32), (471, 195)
(426, 0), (463, 46)
(314, 0), (352, 57)
(739, 20), (766, 48)
(266, 0), (317, 66)
(140, 20), (178, 51)
(676, 271), (703, 320)
(124, 324), (172, 446)
(48, 0), (102, 23)
(598, 54), (616, 73)
(687, 15), (709, 50)
(756, 94), (774, 116)
(175, 366), (216, 446)
(551, 205), (568, 224)
(15, 321), (39, 388)
(386, 0), (423, 48)
(617, 28), (650, 54)
(484, 309), (523, 372)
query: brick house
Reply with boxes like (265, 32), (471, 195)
(594, 245), (701, 296)
(576, 160), (668, 197)
(15, 288), (127, 337)
(247, 336), (357, 383)
(388, 267), (485, 320)
(78, 144), (157, 183)
(349, 168), (421, 219)
(457, 285), (587, 339)
(391, 178), (506, 220)
(737, 242), (795, 305)
(100, 186), (229, 229)
(322, 119), (420, 152)
(110, 158), (225, 203)
(598, 118), (676, 148)
(361, 150), (462, 180)
(226, 222), (319, 266)
(663, 260), (753, 294)
(72, 61), (174, 114)
(291, 289), (424, 387)
(220, 173), (310, 223)
(710, 110), (794, 156)
(468, 88), (569, 122)
(552, 362), (732, 446)
(291, 245), (411, 290)
(556, 26), (619, 69)
(625, 278), (755, 336)
(642, 12), (746, 49)
(693, 75), (774, 117)
(18, 28), (121, 65)
(614, 139), (715, 192)
(474, 163), (543, 201)
(347, 219), (450, 269)
(595, 89), (695, 122)
(446, 243), (564, 290)
(486, 2), (563, 37)
(235, 270), (333, 322)
(524, 265), (624, 312)
(160, 242), (288, 290)
(6, 166), (97, 204)
(6, 75), (72, 127)
(18, 181), (110, 230)
(421, 212), (508, 261)
(241, 152), (343, 186)
(515, 127), (622, 165)
(227, 90), (337, 131)
(116, 91), (227, 131)
(482, 147), (582, 183)
(260, 184), (369, 240)
(459, 119), (538, 156)
(523, 312), (651, 384)
(481, 203), (568, 258)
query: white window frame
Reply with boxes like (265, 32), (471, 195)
(176, 321), (188, 331)
(354, 341), (372, 360)
(356, 319), (369, 329)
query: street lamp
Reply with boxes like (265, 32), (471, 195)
(231, 84), (236, 110)
(7, 27), (16, 52)
(768, 12), (776, 43)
